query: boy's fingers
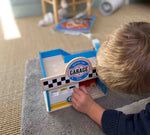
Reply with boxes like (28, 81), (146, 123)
(74, 88), (83, 96)
(71, 95), (77, 102)
(71, 96), (76, 103)
(80, 87), (88, 94)
(72, 98), (78, 110)
(72, 91), (80, 99)
(72, 103), (78, 110)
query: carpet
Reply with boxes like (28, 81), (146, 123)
(21, 58), (150, 135)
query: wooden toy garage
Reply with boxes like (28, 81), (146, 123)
(39, 39), (107, 112)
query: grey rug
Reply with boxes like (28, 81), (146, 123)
(21, 58), (150, 135)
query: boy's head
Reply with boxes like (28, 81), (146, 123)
(96, 22), (150, 94)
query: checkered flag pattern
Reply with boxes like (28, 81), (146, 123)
(42, 69), (97, 90)
(43, 76), (71, 90)
(88, 69), (97, 78)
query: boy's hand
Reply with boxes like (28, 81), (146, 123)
(72, 87), (105, 126)
(72, 87), (95, 115)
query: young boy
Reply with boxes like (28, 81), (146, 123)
(72, 22), (150, 135)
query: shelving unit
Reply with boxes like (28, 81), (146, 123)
(41, 0), (92, 24)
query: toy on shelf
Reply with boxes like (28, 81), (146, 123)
(39, 39), (107, 112)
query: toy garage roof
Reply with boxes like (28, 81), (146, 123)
(39, 48), (99, 79)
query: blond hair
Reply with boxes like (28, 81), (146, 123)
(96, 22), (150, 94)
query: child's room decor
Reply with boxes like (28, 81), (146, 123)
(39, 39), (107, 112)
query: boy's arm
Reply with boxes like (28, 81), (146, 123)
(102, 103), (150, 135)
(72, 87), (150, 135)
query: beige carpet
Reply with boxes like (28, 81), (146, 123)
(0, 4), (150, 135)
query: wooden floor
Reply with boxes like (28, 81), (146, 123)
(0, 4), (150, 135)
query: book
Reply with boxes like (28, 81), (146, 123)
(54, 15), (96, 33)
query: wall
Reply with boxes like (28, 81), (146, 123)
(130, 0), (149, 3)
(10, 0), (102, 18)
(11, 0), (42, 17)
(11, 0), (149, 18)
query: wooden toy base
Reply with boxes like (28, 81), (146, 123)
(49, 85), (105, 112)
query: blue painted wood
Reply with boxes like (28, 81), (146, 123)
(39, 49), (70, 76)
(39, 51), (47, 78)
(96, 78), (107, 95)
(64, 50), (96, 63)
(46, 91), (51, 112)
(39, 49), (70, 59)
